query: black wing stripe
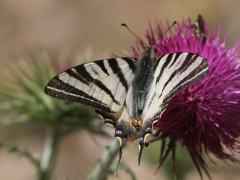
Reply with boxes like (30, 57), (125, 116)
(122, 57), (136, 72)
(177, 53), (194, 72)
(74, 65), (95, 82)
(94, 79), (121, 105)
(161, 70), (177, 94)
(72, 65), (121, 105)
(169, 52), (181, 68)
(108, 59), (129, 91)
(155, 54), (171, 83)
(94, 60), (110, 76)
(155, 53), (172, 70)
(67, 69), (89, 85)
(179, 54), (198, 73)
(45, 78), (112, 112)
(163, 60), (209, 104)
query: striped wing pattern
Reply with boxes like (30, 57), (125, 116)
(45, 57), (136, 113)
(142, 52), (209, 124)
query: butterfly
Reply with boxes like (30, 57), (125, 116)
(45, 45), (209, 166)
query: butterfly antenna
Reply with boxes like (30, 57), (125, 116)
(151, 21), (177, 48)
(121, 23), (148, 47)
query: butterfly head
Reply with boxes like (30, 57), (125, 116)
(136, 46), (157, 71)
(139, 46), (156, 61)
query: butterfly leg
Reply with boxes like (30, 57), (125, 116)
(138, 126), (152, 165)
(95, 109), (132, 166)
(114, 129), (124, 167)
(138, 115), (160, 165)
(114, 119), (134, 166)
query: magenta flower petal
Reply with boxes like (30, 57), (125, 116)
(132, 17), (240, 178)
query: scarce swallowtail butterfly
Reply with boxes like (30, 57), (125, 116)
(44, 30), (209, 166)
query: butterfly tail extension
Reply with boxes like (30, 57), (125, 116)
(138, 116), (160, 165)
(95, 109), (134, 164)
(138, 135), (145, 166)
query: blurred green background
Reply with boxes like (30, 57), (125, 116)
(0, 0), (240, 180)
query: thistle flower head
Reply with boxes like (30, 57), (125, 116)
(132, 17), (240, 178)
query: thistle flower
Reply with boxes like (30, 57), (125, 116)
(132, 17), (240, 178)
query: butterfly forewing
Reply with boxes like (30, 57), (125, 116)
(142, 53), (209, 122)
(45, 57), (137, 113)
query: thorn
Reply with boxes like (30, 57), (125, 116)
(172, 146), (177, 180)
(154, 137), (175, 176)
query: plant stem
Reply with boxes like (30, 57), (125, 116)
(39, 126), (61, 180)
(89, 139), (120, 180)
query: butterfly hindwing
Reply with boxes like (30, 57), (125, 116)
(45, 57), (137, 113)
